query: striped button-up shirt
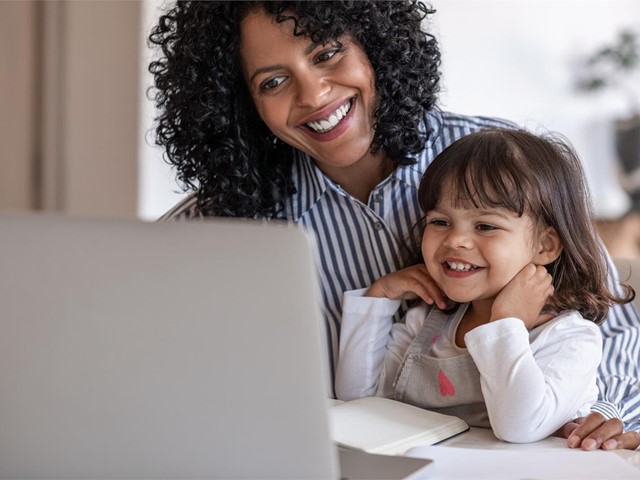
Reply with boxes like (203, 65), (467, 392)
(160, 110), (640, 431)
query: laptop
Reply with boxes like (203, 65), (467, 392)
(0, 213), (431, 479)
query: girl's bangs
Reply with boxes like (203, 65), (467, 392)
(421, 136), (529, 216)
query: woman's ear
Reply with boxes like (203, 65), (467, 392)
(535, 226), (563, 265)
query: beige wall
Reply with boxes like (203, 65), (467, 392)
(0, 0), (141, 218)
(0, 1), (37, 211)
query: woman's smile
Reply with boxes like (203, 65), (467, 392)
(239, 8), (388, 190)
(298, 96), (356, 141)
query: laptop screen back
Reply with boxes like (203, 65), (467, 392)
(0, 214), (337, 479)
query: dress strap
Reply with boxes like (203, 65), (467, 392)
(403, 305), (453, 358)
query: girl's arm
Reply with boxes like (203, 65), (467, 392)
(335, 264), (442, 400)
(465, 313), (602, 443)
(334, 289), (401, 401)
(335, 284), (435, 401)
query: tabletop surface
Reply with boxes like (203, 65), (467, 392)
(404, 427), (640, 480)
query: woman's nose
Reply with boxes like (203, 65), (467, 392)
(294, 73), (331, 107)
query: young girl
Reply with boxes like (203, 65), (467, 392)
(335, 128), (635, 443)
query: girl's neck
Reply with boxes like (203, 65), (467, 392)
(455, 299), (554, 348)
(455, 299), (493, 348)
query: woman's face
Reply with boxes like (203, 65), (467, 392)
(240, 9), (379, 177)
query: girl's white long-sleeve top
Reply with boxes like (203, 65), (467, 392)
(335, 289), (603, 443)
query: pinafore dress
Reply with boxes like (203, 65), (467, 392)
(393, 304), (491, 427)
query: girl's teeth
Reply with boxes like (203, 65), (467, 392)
(448, 261), (475, 272)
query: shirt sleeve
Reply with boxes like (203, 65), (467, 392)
(334, 289), (401, 401)
(156, 194), (202, 221)
(593, 254), (640, 433)
(334, 290), (428, 401)
(465, 313), (603, 443)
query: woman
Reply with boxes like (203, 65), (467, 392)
(149, 1), (640, 450)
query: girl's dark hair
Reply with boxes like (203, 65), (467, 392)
(148, 1), (440, 217)
(418, 128), (635, 323)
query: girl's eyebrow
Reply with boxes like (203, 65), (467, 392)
(475, 209), (511, 219)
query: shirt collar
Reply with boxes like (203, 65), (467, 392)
(287, 110), (442, 219)
(392, 110), (443, 190)
(288, 149), (331, 221)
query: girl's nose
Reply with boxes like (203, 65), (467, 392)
(443, 228), (473, 249)
(295, 73), (331, 108)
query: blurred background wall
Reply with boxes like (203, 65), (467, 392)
(1, 0), (141, 218)
(435, 0), (640, 220)
(2, 1), (639, 230)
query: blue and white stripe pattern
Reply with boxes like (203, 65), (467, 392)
(594, 256), (640, 432)
(161, 110), (640, 430)
(282, 111), (515, 380)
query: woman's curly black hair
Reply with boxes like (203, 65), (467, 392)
(149, 1), (441, 218)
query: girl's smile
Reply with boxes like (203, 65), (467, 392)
(422, 197), (543, 306)
(441, 258), (483, 278)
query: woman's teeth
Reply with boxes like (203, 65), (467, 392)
(447, 261), (476, 272)
(306, 100), (352, 133)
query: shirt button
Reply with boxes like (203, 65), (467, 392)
(372, 193), (383, 202)
(374, 222), (383, 231)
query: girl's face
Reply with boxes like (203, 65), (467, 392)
(421, 190), (551, 305)
(240, 10), (380, 179)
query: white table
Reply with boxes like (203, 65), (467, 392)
(404, 428), (640, 479)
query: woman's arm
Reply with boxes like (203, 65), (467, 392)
(593, 254), (640, 433)
(560, 253), (640, 450)
(465, 313), (603, 443)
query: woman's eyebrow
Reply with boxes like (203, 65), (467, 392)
(250, 65), (284, 84)
(304, 41), (321, 55)
(249, 44), (320, 84)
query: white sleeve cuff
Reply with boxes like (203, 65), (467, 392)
(464, 317), (528, 349)
(342, 288), (402, 316)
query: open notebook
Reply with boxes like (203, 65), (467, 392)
(0, 213), (440, 479)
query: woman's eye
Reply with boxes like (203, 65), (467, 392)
(315, 46), (342, 64)
(260, 76), (286, 91)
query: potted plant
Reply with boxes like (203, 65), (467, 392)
(576, 29), (640, 211)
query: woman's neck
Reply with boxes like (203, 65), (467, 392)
(319, 150), (395, 203)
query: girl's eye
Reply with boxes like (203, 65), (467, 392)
(428, 219), (449, 227)
(260, 76), (286, 92)
(476, 224), (496, 232)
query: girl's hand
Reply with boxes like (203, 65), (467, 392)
(490, 263), (554, 329)
(365, 264), (447, 309)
